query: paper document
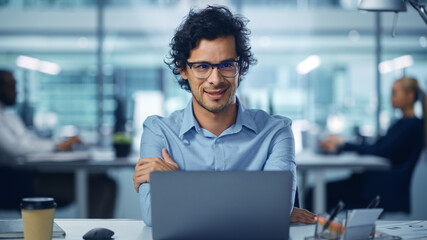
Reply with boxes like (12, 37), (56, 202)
(0, 219), (65, 238)
(346, 208), (383, 227)
(343, 208), (383, 240)
(376, 221), (427, 239)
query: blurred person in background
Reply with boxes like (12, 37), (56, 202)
(310, 77), (426, 213)
(0, 69), (117, 218)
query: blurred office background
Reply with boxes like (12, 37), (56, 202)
(0, 0), (426, 219)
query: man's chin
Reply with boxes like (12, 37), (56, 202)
(204, 105), (225, 113)
(201, 101), (228, 113)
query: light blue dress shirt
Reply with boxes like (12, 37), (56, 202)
(138, 97), (296, 226)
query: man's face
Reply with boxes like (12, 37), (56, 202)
(180, 36), (240, 114)
(0, 73), (17, 106)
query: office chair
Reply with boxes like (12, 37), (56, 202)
(411, 149), (427, 218)
(362, 145), (423, 213)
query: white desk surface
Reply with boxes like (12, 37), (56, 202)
(15, 151), (138, 170)
(51, 219), (424, 240)
(54, 219), (325, 240)
(296, 151), (391, 170)
(55, 219), (151, 240)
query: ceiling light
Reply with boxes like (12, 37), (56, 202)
(16, 55), (61, 75)
(297, 55), (321, 75)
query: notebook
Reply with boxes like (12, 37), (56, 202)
(0, 219), (65, 238)
(150, 171), (293, 240)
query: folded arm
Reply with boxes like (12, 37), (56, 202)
(134, 119), (179, 226)
(133, 148), (179, 192)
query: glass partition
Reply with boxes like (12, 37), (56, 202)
(0, 0), (426, 148)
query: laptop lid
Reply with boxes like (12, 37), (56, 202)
(150, 171), (293, 240)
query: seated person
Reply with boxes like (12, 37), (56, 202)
(0, 70), (116, 218)
(308, 77), (426, 213)
(132, 6), (315, 226)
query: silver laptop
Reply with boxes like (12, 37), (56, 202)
(150, 171), (293, 240)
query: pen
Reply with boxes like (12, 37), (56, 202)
(367, 195), (380, 209)
(323, 200), (345, 232)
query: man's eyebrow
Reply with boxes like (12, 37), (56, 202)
(220, 58), (238, 62)
(190, 58), (238, 63)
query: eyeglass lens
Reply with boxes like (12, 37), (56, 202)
(191, 61), (239, 78)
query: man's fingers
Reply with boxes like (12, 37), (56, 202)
(134, 182), (140, 193)
(162, 148), (178, 167)
(290, 207), (316, 224)
(133, 162), (153, 192)
(137, 157), (161, 166)
(162, 148), (172, 163)
(133, 174), (150, 192)
(133, 151), (179, 193)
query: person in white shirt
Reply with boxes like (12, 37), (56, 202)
(0, 70), (116, 218)
(0, 72), (79, 162)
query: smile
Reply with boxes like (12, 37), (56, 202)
(204, 89), (227, 100)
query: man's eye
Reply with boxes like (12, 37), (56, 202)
(220, 62), (233, 68)
(194, 64), (210, 69)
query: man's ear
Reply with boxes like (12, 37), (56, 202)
(179, 65), (188, 80)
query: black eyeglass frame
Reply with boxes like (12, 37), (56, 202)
(185, 57), (241, 79)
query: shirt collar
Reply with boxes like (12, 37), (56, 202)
(179, 100), (201, 138)
(179, 97), (258, 138)
(228, 97), (258, 135)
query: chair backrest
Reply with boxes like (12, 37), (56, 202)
(363, 146), (423, 213)
(410, 149), (427, 219)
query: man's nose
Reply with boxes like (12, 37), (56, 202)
(208, 66), (224, 85)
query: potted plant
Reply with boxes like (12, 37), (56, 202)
(113, 132), (132, 158)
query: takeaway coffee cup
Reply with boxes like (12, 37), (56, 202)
(20, 197), (57, 240)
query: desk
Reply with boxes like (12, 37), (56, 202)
(48, 219), (425, 240)
(296, 151), (391, 214)
(12, 150), (390, 218)
(54, 219), (150, 240)
(13, 151), (138, 218)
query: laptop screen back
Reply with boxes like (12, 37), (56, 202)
(150, 171), (293, 240)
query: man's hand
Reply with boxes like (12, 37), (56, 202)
(133, 148), (179, 192)
(290, 207), (316, 224)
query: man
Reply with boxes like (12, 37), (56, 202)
(0, 70), (116, 218)
(133, 6), (315, 226)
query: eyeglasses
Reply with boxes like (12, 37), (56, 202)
(186, 57), (241, 79)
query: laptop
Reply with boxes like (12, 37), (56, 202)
(150, 171), (293, 240)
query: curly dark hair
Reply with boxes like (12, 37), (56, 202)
(165, 5), (257, 91)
